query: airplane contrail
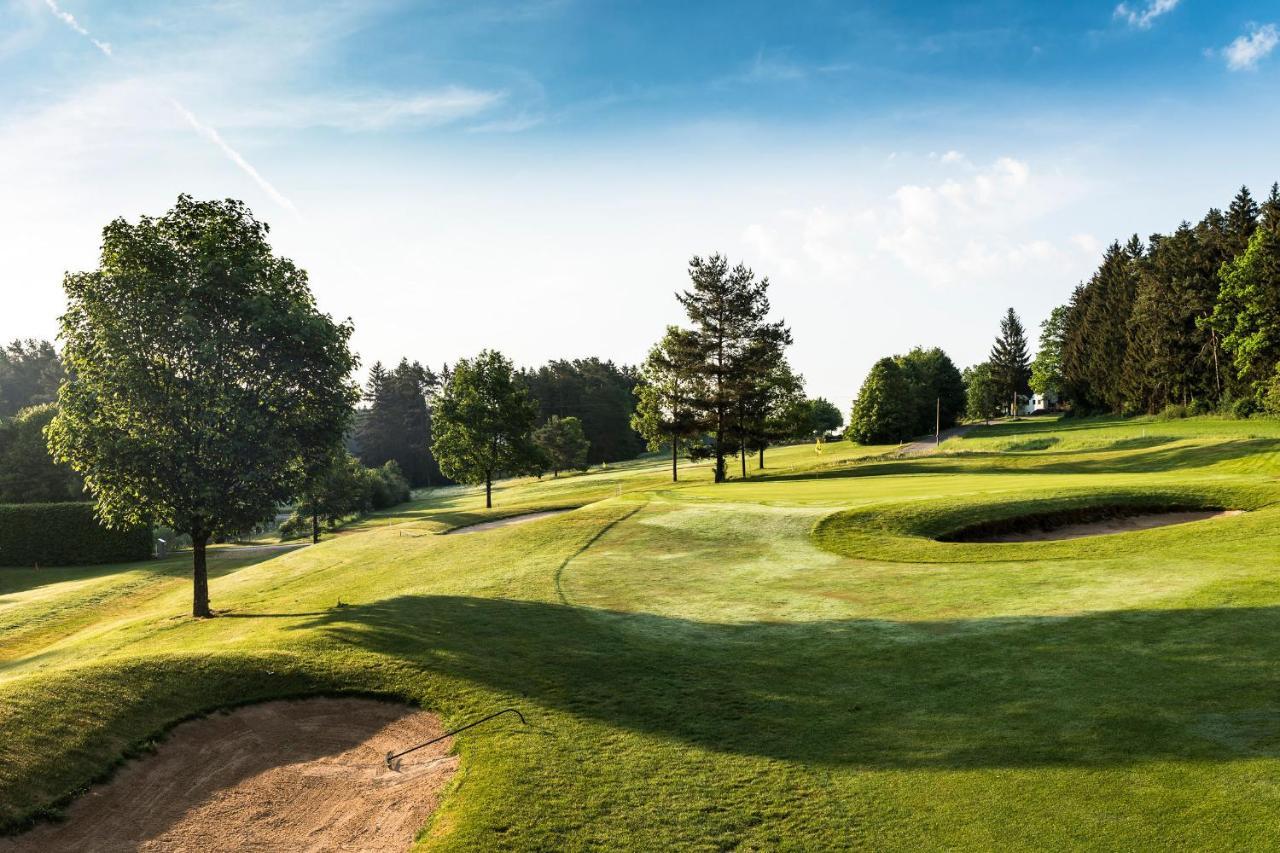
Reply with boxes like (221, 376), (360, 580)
(42, 0), (299, 214)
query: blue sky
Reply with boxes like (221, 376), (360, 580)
(3, 0), (1279, 405)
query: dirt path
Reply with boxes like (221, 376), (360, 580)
(974, 509), (1244, 543)
(448, 509), (572, 535)
(896, 423), (976, 456)
(1, 698), (456, 853)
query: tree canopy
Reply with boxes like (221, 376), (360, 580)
(631, 327), (705, 482)
(674, 253), (792, 482)
(432, 349), (542, 508)
(0, 339), (63, 419)
(46, 195), (359, 617)
(533, 415), (590, 477)
(356, 359), (446, 487)
(847, 357), (911, 444)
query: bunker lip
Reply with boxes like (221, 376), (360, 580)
(0, 698), (457, 853)
(939, 506), (1244, 543)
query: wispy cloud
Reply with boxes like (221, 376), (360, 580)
(40, 0), (298, 213)
(43, 0), (110, 55)
(1113, 0), (1180, 30)
(1221, 23), (1279, 71)
(231, 88), (505, 132)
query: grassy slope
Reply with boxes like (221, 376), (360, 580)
(3, 420), (1280, 848)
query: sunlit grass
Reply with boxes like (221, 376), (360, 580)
(4, 418), (1280, 848)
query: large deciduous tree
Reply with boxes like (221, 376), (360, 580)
(895, 346), (966, 434)
(431, 349), (542, 508)
(804, 397), (844, 437)
(47, 195), (358, 617)
(964, 362), (1003, 423)
(847, 357), (911, 444)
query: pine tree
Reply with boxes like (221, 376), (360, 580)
(676, 254), (786, 483)
(989, 308), (1031, 416)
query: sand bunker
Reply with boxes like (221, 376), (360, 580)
(1, 698), (457, 853)
(449, 509), (570, 535)
(971, 509), (1243, 543)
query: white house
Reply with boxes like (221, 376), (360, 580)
(1020, 390), (1059, 415)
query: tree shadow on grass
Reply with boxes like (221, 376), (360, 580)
(756, 438), (1280, 483)
(292, 595), (1280, 770)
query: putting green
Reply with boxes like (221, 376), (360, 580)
(3, 415), (1280, 849)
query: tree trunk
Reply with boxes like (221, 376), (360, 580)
(740, 444), (746, 479)
(758, 446), (764, 469)
(485, 473), (492, 509)
(670, 434), (678, 482)
(192, 531), (211, 618)
(311, 510), (320, 545)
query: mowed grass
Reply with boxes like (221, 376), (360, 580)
(3, 417), (1280, 848)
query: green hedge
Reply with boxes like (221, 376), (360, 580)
(0, 503), (152, 567)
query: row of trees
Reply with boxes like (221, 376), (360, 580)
(1054, 184), (1280, 415)
(632, 254), (821, 482)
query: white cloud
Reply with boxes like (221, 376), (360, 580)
(741, 156), (1092, 293)
(1222, 23), (1279, 71)
(229, 88), (506, 132)
(1113, 0), (1180, 30)
(939, 150), (969, 166)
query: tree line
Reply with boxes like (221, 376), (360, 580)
(1050, 184), (1280, 416)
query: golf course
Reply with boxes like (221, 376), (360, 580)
(4, 413), (1279, 849)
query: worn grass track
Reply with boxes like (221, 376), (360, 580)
(3, 417), (1280, 849)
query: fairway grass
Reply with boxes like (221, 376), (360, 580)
(3, 417), (1280, 848)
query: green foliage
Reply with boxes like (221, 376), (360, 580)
(0, 502), (150, 566)
(533, 415), (590, 477)
(804, 397), (844, 437)
(281, 456), (410, 540)
(632, 327), (705, 481)
(0, 404), (83, 503)
(895, 346), (966, 434)
(522, 359), (644, 464)
(0, 340), (63, 419)
(46, 195), (359, 616)
(1029, 305), (1067, 401)
(676, 254), (790, 482)
(963, 362), (1003, 422)
(989, 307), (1032, 413)
(847, 357), (911, 444)
(355, 359), (445, 487)
(432, 349), (542, 507)
(1210, 224), (1280, 400)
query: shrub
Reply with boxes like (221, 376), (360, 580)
(0, 502), (151, 566)
(1187, 398), (1211, 417)
(1155, 403), (1188, 421)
